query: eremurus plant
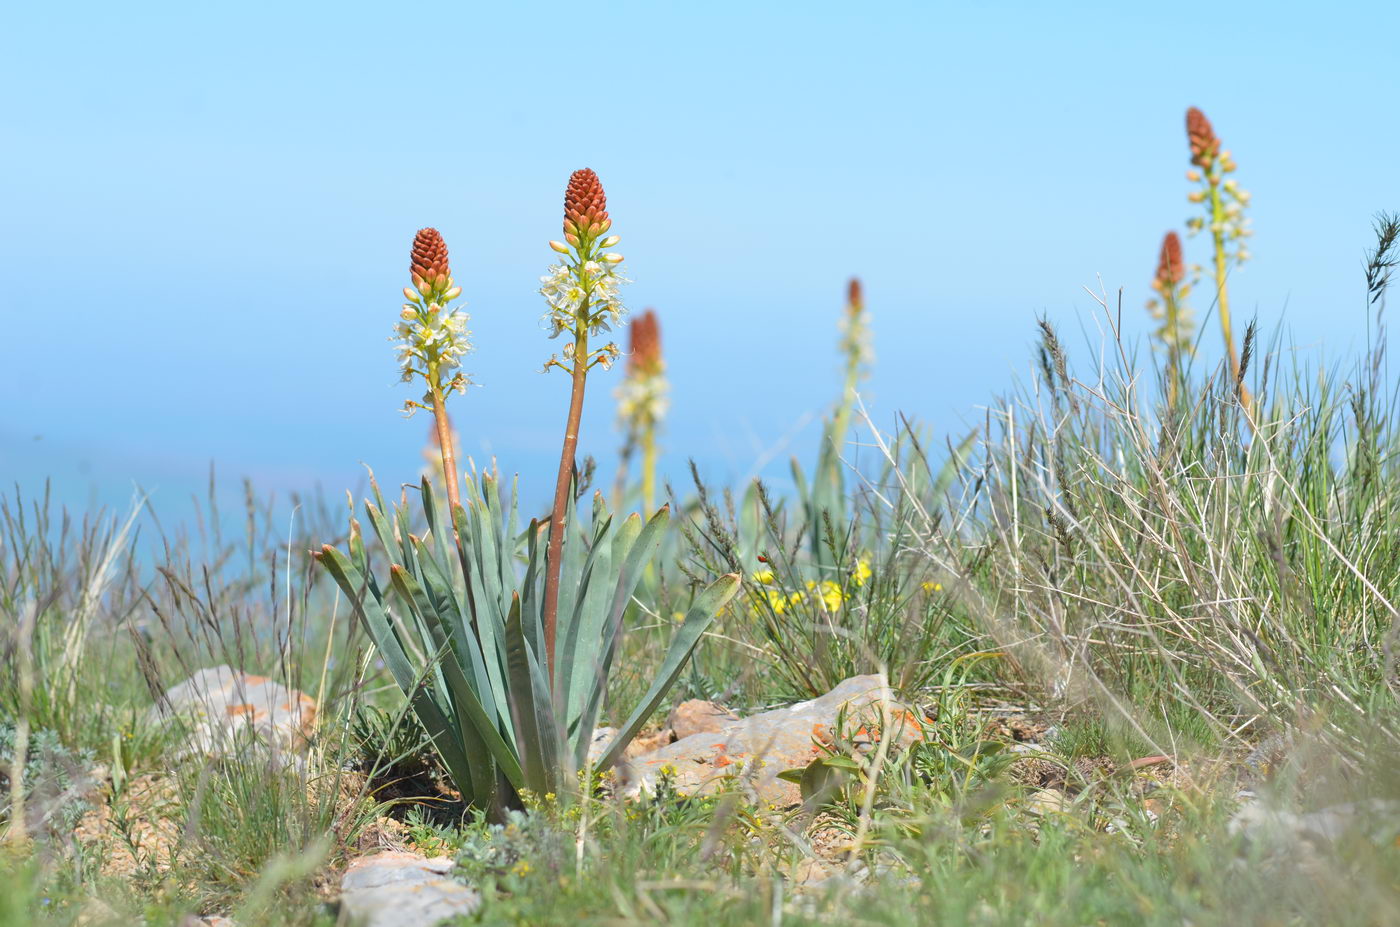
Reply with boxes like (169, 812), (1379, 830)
(1184, 107), (1253, 411)
(540, 168), (628, 683)
(315, 177), (738, 816)
(1146, 231), (1195, 407)
(395, 228), (471, 508)
(614, 309), (667, 515)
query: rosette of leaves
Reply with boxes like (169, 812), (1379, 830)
(317, 472), (739, 814)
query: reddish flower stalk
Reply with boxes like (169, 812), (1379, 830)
(543, 168), (615, 687)
(1185, 107), (1249, 412)
(627, 310), (664, 513)
(401, 227), (465, 509)
(1152, 231), (1189, 406)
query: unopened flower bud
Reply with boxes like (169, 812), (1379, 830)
(401, 306), (415, 320)
(1153, 231), (1186, 286)
(403, 287), (421, 303)
(1186, 170), (1201, 182)
(549, 240), (570, 254)
(443, 286), (461, 301)
(565, 232), (580, 247)
(1186, 107), (1220, 167)
(1187, 191), (1205, 203)
(599, 235), (620, 248)
(602, 253), (624, 264)
(411, 228), (451, 290)
(563, 168), (610, 236)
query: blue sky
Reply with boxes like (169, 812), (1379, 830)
(3, 1), (1398, 521)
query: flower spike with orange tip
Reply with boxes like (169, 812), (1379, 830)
(831, 276), (872, 456)
(1146, 231), (1196, 407)
(394, 227), (472, 507)
(540, 168), (631, 687)
(1183, 107), (1252, 413)
(615, 308), (668, 513)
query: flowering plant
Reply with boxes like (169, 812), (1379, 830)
(1184, 107), (1253, 408)
(395, 227), (472, 506)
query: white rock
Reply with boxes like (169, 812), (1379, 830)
(338, 851), (479, 927)
(151, 666), (317, 761)
(621, 675), (925, 805)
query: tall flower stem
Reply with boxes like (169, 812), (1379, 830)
(1185, 108), (1253, 415)
(1207, 179), (1245, 407)
(640, 423), (657, 516)
(538, 168), (627, 692)
(1148, 231), (1193, 411)
(395, 227), (473, 508)
(826, 278), (870, 487)
(615, 309), (665, 516)
(1164, 290), (1183, 408)
(429, 381), (461, 510)
(543, 321), (589, 684)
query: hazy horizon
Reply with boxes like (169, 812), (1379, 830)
(5, 1), (1398, 524)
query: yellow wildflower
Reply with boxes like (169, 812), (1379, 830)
(921, 581), (943, 593)
(808, 580), (843, 611)
(852, 559), (872, 586)
(753, 569), (776, 584)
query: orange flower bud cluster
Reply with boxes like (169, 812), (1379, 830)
(1186, 107), (1220, 168)
(411, 228), (453, 299)
(628, 309), (663, 377)
(1153, 231), (1186, 290)
(563, 168), (611, 243)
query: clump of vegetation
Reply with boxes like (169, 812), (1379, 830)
(4, 115), (1400, 926)
(317, 170), (739, 815)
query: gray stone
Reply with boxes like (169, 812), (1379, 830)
(619, 675), (925, 805)
(1229, 797), (1400, 849)
(338, 851), (479, 927)
(586, 726), (618, 767)
(150, 666), (317, 761)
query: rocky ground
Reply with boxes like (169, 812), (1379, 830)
(13, 664), (1368, 927)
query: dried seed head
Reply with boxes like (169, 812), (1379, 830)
(1186, 107), (1219, 168)
(628, 308), (662, 376)
(564, 168), (609, 237)
(1155, 232), (1185, 287)
(411, 228), (452, 296)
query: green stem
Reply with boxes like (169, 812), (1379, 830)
(1164, 290), (1181, 409)
(831, 343), (860, 454)
(1208, 177), (1250, 412)
(641, 423), (657, 515)
(543, 321), (590, 691)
